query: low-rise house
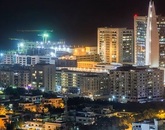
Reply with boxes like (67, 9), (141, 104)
(20, 94), (43, 103)
(68, 111), (95, 125)
(45, 121), (66, 130)
(22, 120), (66, 130)
(19, 102), (36, 112)
(19, 102), (48, 113)
(23, 121), (43, 130)
(43, 98), (64, 108)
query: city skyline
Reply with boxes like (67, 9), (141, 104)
(0, 0), (165, 50)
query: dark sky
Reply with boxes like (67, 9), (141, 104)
(0, 0), (165, 50)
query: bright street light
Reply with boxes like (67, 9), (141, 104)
(19, 42), (24, 47)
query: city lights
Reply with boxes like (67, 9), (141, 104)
(0, 1), (165, 130)
(112, 95), (115, 99)
(0, 53), (3, 57)
(20, 42), (24, 47)
(42, 33), (49, 43)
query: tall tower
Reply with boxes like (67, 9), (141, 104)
(134, 15), (165, 67)
(145, 0), (159, 67)
(158, 16), (165, 67)
(134, 16), (147, 66)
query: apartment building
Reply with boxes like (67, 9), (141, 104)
(97, 27), (133, 64)
(109, 65), (164, 103)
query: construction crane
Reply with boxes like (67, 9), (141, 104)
(17, 30), (53, 33)
(9, 38), (27, 53)
(9, 38), (25, 41)
(17, 30), (53, 43)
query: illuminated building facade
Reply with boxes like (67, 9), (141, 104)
(16, 55), (55, 66)
(31, 64), (56, 91)
(85, 46), (97, 55)
(80, 74), (109, 96)
(17, 40), (70, 55)
(55, 56), (77, 67)
(43, 98), (64, 108)
(22, 121), (66, 130)
(55, 68), (109, 96)
(77, 61), (98, 68)
(22, 121), (43, 130)
(71, 46), (100, 63)
(109, 65), (164, 103)
(72, 46), (97, 56)
(55, 69), (82, 92)
(0, 64), (31, 88)
(76, 54), (101, 62)
(97, 27), (133, 64)
(134, 16), (147, 66)
(135, 1), (165, 67)
(145, 1), (159, 67)
(158, 16), (165, 67)
(44, 122), (66, 130)
(20, 95), (43, 103)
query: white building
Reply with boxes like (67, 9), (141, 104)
(3, 54), (15, 64)
(145, 1), (159, 67)
(132, 119), (165, 130)
(15, 55), (55, 66)
(135, 1), (159, 67)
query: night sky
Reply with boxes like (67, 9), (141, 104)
(0, 0), (165, 50)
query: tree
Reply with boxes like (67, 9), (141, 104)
(143, 109), (156, 119)
(0, 119), (6, 130)
(0, 105), (7, 115)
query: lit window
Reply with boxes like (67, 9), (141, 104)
(39, 71), (43, 74)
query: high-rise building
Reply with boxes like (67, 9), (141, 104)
(134, 16), (147, 66)
(158, 16), (165, 67)
(134, 1), (165, 67)
(97, 27), (133, 64)
(145, 1), (159, 67)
